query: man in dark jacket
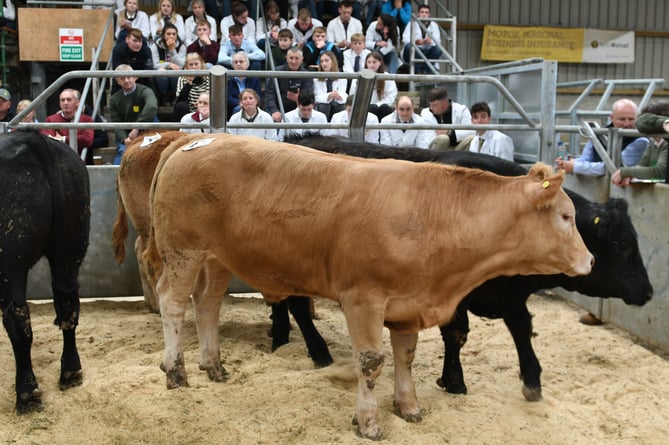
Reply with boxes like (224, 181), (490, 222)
(264, 47), (314, 122)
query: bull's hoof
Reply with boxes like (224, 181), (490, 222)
(163, 361), (189, 389)
(393, 400), (422, 423)
(199, 362), (229, 382)
(436, 377), (467, 395)
(311, 353), (334, 368)
(271, 336), (289, 352)
(16, 388), (44, 414)
(59, 369), (83, 390)
(522, 385), (543, 402)
(352, 415), (383, 441)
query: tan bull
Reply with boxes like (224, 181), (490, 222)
(143, 134), (593, 440)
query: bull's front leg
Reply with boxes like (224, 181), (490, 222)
(390, 330), (421, 422)
(191, 258), (230, 382)
(503, 307), (543, 401)
(2, 302), (43, 414)
(340, 296), (386, 441)
(437, 307), (470, 394)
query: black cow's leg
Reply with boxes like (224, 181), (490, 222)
(270, 300), (291, 351)
(2, 296), (43, 414)
(287, 296), (333, 367)
(503, 307), (542, 401)
(437, 307), (469, 394)
(48, 257), (83, 391)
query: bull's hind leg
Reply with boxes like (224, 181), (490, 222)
(340, 295), (386, 441)
(1, 279), (43, 414)
(191, 257), (231, 382)
(48, 257), (84, 392)
(158, 250), (207, 389)
(390, 330), (421, 422)
(136, 236), (159, 313)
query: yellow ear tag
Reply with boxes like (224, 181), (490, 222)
(594, 216), (600, 225)
(542, 180), (550, 189)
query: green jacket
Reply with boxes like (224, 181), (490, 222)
(109, 84), (158, 141)
(619, 113), (669, 180)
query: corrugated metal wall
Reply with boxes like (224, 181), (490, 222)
(442, 0), (669, 83)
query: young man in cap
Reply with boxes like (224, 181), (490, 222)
(0, 88), (16, 123)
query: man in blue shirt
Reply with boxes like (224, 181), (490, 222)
(556, 98), (648, 176)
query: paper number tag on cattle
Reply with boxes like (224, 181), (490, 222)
(182, 138), (216, 151)
(140, 133), (162, 148)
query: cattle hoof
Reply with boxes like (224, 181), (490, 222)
(353, 415), (383, 441)
(59, 369), (83, 390)
(199, 363), (229, 382)
(165, 360), (189, 389)
(522, 385), (542, 402)
(393, 401), (422, 423)
(436, 377), (467, 395)
(16, 388), (44, 414)
(271, 336), (290, 352)
(312, 354), (334, 368)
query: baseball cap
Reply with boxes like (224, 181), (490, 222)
(0, 88), (10, 101)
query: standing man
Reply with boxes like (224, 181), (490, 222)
(421, 87), (474, 150)
(109, 65), (159, 164)
(264, 47), (314, 123)
(327, 0), (363, 51)
(380, 95), (435, 149)
(468, 102), (515, 162)
(40, 89), (95, 163)
(556, 98), (649, 176)
(0, 88), (15, 123)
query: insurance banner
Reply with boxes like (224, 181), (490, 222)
(481, 25), (634, 63)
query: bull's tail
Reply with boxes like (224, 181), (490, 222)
(111, 177), (129, 265)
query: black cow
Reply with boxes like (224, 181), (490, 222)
(0, 131), (90, 413)
(276, 134), (652, 401)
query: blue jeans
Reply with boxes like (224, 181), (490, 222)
(115, 143), (126, 165)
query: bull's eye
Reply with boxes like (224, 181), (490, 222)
(562, 213), (574, 224)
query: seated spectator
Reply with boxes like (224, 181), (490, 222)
(325, 94), (380, 143)
(228, 88), (278, 141)
(109, 65), (159, 164)
(556, 98), (649, 176)
(0, 0), (16, 31)
(287, 7), (323, 50)
(303, 26), (343, 70)
(184, 0), (218, 46)
(256, 1), (287, 50)
(365, 13), (400, 73)
(279, 88), (328, 140)
(116, 0), (151, 41)
(269, 28), (294, 68)
(379, 94), (435, 149)
(348, 51), (396, 120)
(227, 51), (263, 117)
(421, 87), (475, 150)
(313, 51), (347, 120)
(186, 19), (220, 67)
(612, 100), (669, 186)
(149, 0), (185, 43)
(365, 0), (383, 29)
(381, 0), (411, 34)
(15, 99), (38, 125)
(40, 88), (95, 163)
(326, 0), (362, 51)
(111, 27), (154, 93)
(180, 91), (211, 133)
(343, 32), (370, 93)
(401, 3), (441, 74)
(468, 102), (515, 161)
(0, 88), (16, 123)
(217, 24), (266, 70)
(220, 1), (256, 43)
(264, 47), (314, 122)
(150, 23), (187, 106)
(174, 52), (211, 121)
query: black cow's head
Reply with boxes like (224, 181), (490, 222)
(570, 194), (653, 306)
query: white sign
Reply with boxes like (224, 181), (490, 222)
(59, 28), (84, 62)
(582, 29), (635, 63)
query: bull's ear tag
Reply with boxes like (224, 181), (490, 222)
(594, 216), (600, 225)
(140, 133), (162, 148)
(183, 138), (216, 151)
(542, 180), (550, 189)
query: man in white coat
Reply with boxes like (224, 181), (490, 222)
(280, 89), (328, 141)
(326, 0), (363, 51)
(468, 101), (515, 161)
(380, 95), (435, 149)
(401, 3), (441, 74)
(421, 87), (475, 150)
(325, 95), (380, 143)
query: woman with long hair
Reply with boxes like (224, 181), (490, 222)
(184, 0), (218, 46)
(313, 51), (347, 121)
(150, 22), (187, 106)
(228, 88), (278, 141)
(149, 0), (185, 43)
(348, 51), (397, 120)
(174, 52), (210, 119)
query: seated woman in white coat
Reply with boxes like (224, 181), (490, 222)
(227, 88), (278, 141)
